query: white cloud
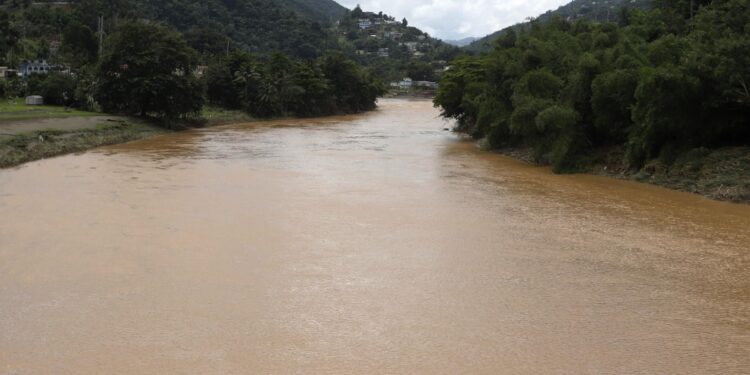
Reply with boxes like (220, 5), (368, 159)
(336, 0), (572, 40)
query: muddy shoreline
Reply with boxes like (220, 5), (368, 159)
(486, 145), (750, 204)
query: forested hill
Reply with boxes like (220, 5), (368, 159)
(1, 0), (460, 84)
(465, 0), (652, 53)
(334, 6), (460, 82)
(130, 0), (340, 56)
(280, 0), (348, 22)
(0, 0), (342, 59)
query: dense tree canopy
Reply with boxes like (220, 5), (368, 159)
(95, 21), (204, 120)
(206, 52), (384, 118)
(435, 0), (750, 172)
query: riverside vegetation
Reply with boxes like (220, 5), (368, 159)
(435, 0), (750, 202)
(0, 1), (386, 168)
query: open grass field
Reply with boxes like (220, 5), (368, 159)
(0, 99), (98, 122)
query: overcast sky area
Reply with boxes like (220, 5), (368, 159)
(336, 0), (572, 40)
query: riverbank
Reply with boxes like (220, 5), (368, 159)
(0, 119), (168, 169)
(0, 107), (256, 169)
(487, 145), (750, 204)
(0, 104), (383, 169)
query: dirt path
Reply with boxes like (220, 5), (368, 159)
(0, 116), (127, 136)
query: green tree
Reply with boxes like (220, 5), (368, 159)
(0, 10), (20, 64)
(590, 69), (639, 144)
(628, 66), (701, 167)
(95, 21), (204, 121)
(40, 72), (77, 106)
(407, 61), (436, 81)
(61, 21), (98, 68)
(320, 53), (384, 113)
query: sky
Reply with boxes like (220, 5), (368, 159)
(336, 0), (573, 40)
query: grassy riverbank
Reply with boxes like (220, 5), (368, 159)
(0, 120), (167, 168)
(0, 105), (261, 169)
(488, 144), (750, 204)
(0, 100), (98, 122)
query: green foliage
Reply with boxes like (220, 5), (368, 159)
(0, 9), (20, 64)
(465, 0), (652, 53)
(590, 69), (638, 144)
(407, 61), (436, 81)
(320, 53), (385, 113)
(205, 51), (382, 118)
(279, 0), (347, 22)
(95, 21), (204, 120)
(0, 0), (398, 121)
(335, 7), (459, 82)
(628, 66), (701, 166)
(61, 21), (98, 68)
(435, 0), (750, 173)
(39, 72), (77, 106)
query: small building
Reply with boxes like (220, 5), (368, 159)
(384, 31), (402, 40)
(398, 78), (413, 89)
(377, 48), (390, 58)
(26, 96), (44, 105)
(0, 67), (8, 79)
(358, 19), (373, 30)
(19, 60), (69, 76)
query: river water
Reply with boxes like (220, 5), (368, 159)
(1, 99), (748, 374)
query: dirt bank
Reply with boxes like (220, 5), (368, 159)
(490, 145), (750, 204)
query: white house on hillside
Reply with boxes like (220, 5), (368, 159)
(358, 19), (372, 29)
(19, 60), (69, 76)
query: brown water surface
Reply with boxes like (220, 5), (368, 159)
(1, 99), (749, 374)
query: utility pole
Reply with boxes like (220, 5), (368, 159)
(98, 16), (104, 56)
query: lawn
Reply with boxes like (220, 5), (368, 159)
(0, 99), (99, 122)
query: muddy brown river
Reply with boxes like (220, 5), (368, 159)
(0, 99), (748, 374)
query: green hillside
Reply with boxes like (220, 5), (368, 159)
(465, 0), (652, 53)
(0, 0), (340, 60)
(334, 6), (460, 82)
(280, 0), (348, 22)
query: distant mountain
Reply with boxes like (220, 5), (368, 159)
(443, 37), (478, 47)
(279, 0), (348, 22)
(465, 0), (652, 53)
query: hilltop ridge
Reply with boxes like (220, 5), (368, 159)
(465, 0), (651, 53)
